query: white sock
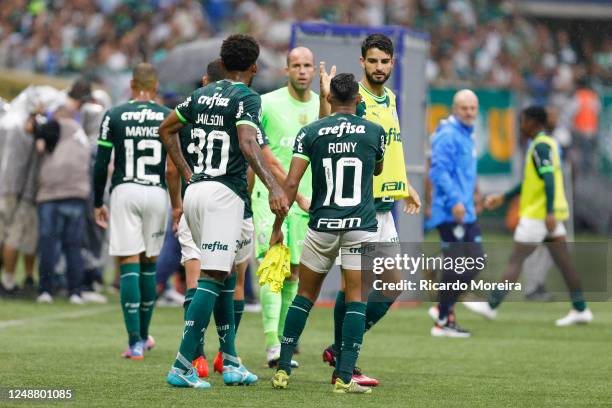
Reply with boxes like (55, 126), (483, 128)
(1, 272), (16, 290)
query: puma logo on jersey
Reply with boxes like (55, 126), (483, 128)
(318, 121), (366, 137)
(198, 93), (230, 108)
(121, 109), (165, 123)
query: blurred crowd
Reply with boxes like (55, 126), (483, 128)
(0, 1), (610, 299)
(1, 0), (610, 94)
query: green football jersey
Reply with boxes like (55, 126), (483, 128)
(255, 87), (319, 215)
(175, 80), (261, 205)
(177, 120), (268, 219)
(293, 113), (386, 232)
(98, 100), (170, 190)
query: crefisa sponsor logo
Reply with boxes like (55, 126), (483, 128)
(202, 241), (229, 252)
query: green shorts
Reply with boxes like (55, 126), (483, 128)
(252, 197), (309, 265)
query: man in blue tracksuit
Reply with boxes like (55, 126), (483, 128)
(426, 89), (483, 338)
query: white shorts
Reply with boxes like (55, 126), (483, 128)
(376, 211), (399, 242)
(183, 181), (244, 272)
(109, 183), (168, 257)
(513, 217), (567, 243)
(179, 215), (254, 266)
(178, 214), (199, 264)
(0, 195), (38, 254)
(235, 217), (254, 265)
(300, 227), (377, 273)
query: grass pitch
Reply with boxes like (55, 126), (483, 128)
(0, 296), (610, 407)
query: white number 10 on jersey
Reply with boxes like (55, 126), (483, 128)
(322, 157), (362, 207)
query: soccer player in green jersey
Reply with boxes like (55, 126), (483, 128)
(319, 33), (421, 386)
(93, 63), (170, 360)
(168, 59), (288, 378)
(466, 106), (593, 326)
(159, 34), (288, 389)
(253, 46), (319, 367)
(270, 73), (385, 394)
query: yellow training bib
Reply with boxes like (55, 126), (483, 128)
(519, 133), (569, 220)
(359, 84), (409, 200)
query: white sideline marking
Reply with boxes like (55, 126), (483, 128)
(0, 306), (116, 329)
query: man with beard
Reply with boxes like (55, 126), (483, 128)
(319, 33), (421, 386)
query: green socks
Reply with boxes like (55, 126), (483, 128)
(183, 288), (204, 359)
(234, 299), (245, 335)
(120, 263), (141, 346)
(489, 288), (509, 309)
(332, 291), (346, 354)
(174, 278), (222, 372)
(337, 302), (366, 384)
(278, 279), (298, 338)
(139, 263), (157, 341)
(570, 290), (587, 312)
(183, 288), (196, 321)
(261, 283), (282, 348)
(365, 290), (394, 332)
(278, 295), (313, 374)
(213, 274), (240, 367)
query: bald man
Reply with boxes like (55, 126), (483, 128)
(93, 63), (170, 359)
(252, 46), (318, 367)
(426, 89), (483, 338)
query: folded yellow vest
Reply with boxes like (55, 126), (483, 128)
(256, 243), (291, 293)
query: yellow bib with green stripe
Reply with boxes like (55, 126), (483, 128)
(519, 133), (569, 220)
(359, 84), (409, 199)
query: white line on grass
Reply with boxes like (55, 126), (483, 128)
(0, 306), (117, 329)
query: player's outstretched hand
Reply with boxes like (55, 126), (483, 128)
(403, 184), (422, 215)
(319, 61), (336, 99)
(484, 194), (504, 210)
(269, 185), (289, 218)
(94, 205), (109, 229)
(171, 207), (183, 235)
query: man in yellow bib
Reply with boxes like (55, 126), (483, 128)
(466, 106), (593, 326)
(319, 33), (421, 386)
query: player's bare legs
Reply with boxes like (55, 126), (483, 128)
(545, 236), (591, 325)
(1, 244), (19, 292)
(487, 243), (537, 309)
(23, 253), (36, 288)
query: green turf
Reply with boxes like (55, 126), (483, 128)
(0, 297), (610, 407)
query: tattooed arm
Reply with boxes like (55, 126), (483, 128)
(158, 110), (192, 182)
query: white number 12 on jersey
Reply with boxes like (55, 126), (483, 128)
(124, 139), (162, 184)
